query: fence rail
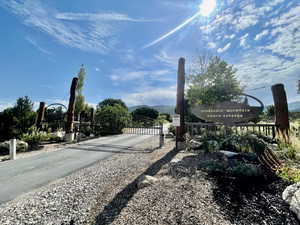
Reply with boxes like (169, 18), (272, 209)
(186, 122), (277, 138)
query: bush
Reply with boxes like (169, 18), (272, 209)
(21, 126), (61, 145)
(168, 125), (176, 135)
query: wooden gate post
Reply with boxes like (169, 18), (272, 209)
(65, 77), (78, 142)
(36, 102), (45, 129)
(271, 83), (290, 142)
(176, 57), (186, 150)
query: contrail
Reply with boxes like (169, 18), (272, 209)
(143, 12), (200, 49)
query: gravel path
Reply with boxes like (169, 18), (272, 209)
(0, 136), (172, 225)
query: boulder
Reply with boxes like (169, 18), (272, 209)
(137, 175), (159, 189)
(282, 182), (300, 220)
(219, 150), (239, 158)
(189, 139), (203, 150)
(0, 140), (28, 152)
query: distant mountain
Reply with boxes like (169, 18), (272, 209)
(129, 105), (175, 115)
(289, 101), (300, 112)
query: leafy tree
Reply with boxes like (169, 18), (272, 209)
(132, 107), (159, 121)
(0, 96), (36, 141)
(75, 65), (87, 121)
(95, 103), (130, 135)
(187, 56), (243, 105)
(44, 106), (66, 131)
(97, 98), (127, 110)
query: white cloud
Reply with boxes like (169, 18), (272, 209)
(236, 51), (300, 89)
(123, 86), (176, 106)
(0, 100), (15, 111)
(254, 30), (269, 41)
(95, 67), (100, 72)
(263, 6), (300, 59)
(217, 43), (231, 53)
(240, 33), (249, 47)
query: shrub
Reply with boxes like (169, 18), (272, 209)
(21, 126), (61, 145)
(200, 159), (227, 173)
(168, 125), (176, 135)
(203, 140), (220, 153)
(228, 162), (263, 177)
(276, 166), (300, 183)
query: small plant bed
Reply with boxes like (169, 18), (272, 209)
(168, 151), (299, 224)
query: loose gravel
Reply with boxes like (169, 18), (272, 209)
(0, 137), (171, 225)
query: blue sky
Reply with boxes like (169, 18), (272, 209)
(0, 0), (299, 110)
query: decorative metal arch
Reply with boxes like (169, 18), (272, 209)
(240, 93), (264, 110)
(45, 103), (68, 111)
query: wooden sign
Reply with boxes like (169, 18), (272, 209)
(191, 95), (264, 125)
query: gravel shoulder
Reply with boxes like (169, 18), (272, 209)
(95, 151), (298, 225)
(0, 137), (173, 225)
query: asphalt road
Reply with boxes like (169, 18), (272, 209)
(0, 134), (157, 205)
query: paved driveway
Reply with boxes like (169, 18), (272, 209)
(0, 134), (157, 205)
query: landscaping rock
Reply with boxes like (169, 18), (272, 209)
(282, 182), (300, 220)
(137, 175), (159, 189)
(189, 139), (203, 150)
(0, 140), (28, 152)
(219, 150), (239, 158)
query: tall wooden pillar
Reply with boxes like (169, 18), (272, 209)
(176, 58), (186, 150)
(65, 77), (78, 141)
(36, 102), (46, 129)
(271, 83), (290, 142)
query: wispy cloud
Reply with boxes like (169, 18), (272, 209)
(254, 30), (269, 41)
(1, 0), (155, 54)
(217, 43), (231, 53)
(25, 37), (52, 55)
(240, 33), (249, 48)
(143, 12), (200, 49)
(55, 12), (159, 22)
(110, 69), (173, 83)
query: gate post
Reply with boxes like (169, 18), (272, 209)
(271, 83), (290, 142)
(65, 77), (78, 142)
(36, 102), (45, 129)
(176, 58), (186, 150)
(159, 124), (164, 148)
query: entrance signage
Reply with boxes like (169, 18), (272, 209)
(172, 114), (181, 127)
(191, 94), (264, 125)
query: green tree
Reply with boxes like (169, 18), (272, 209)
(97, 98), (127, 110)
(75, 65), (87, 121)
(187, 56), (243, 105)
(132, 107), (159, 121)
(0, 96), (36, 141)
(95, 102), (130, 135)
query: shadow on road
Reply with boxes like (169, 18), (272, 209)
(93, 147), (179, 225)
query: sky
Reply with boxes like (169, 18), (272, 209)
(0, 0), (299, 110)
